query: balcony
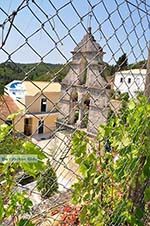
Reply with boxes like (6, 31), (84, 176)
(25, 109), (59, 117)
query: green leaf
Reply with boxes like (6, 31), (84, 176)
(0, 196), (4, 220)
(122, 133), (131, 147)
(0, 124), (10, 141)
(128, 100), (136, 110)
(94, 175), (102, 185)
(143, 158), (150, 177)
(80, 206), (88, 224)
(97, 126), (105, 140)
(135, 207), (144, 220)
(79, 163), (88, 177)
(20, 161), (45, 177)
(22, 141), (46, 160)
(20, 142), (46, 176)
(17, 219), (34, 226)
(144, 187), (150, 202)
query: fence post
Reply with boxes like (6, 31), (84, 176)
(144, 46), (150, 101)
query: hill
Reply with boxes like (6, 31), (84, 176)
(0, 62), (68, 94)
(128, 60), (147, 70)
(0, 59), (147, 94)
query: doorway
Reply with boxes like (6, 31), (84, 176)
(24, 118), (32, 136)
(38, 120), (44, 134)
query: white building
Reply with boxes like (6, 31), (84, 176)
(4, 80), (25, 100)
(114, 69), (146, 97)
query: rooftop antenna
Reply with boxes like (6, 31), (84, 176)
(87, 2), (102, 41)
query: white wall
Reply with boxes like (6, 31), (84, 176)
(114, 70), (146, 97)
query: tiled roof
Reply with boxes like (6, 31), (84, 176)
(0, 95), (19, 123)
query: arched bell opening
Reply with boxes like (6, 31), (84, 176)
(80, 94), (90, 128)
(69, 90), (79, 125)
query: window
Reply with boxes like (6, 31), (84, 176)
(120, 77), (123, 83)
(136, 78), (140, 85)
(41, 98), (47, 112)
(128, 78), (131, 84)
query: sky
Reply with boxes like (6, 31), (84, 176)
(0, 0), (150, 65)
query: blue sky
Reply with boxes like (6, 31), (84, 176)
(0, 0), (149, 65)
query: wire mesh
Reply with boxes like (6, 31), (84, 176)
(0, 0), (150, 225)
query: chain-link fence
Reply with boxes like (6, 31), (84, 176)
(0, 0), (150, 225)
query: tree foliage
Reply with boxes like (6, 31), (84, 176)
(0, 124), (47, 225)
(128, 60), (147, 70)
(71, 96), (150, 225)
(116, 53), (128, 71)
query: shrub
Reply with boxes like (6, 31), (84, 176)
(37, 161), (58, 198)
(0, 124), (46, 225)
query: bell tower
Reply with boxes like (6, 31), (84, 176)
(60, 27), (110, 134)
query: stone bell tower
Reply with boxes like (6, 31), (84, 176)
(60, 27), (110, 134)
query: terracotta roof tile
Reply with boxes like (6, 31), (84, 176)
(0, 95), (19, 123)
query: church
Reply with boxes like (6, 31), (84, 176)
(60, 27), (110, 134)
